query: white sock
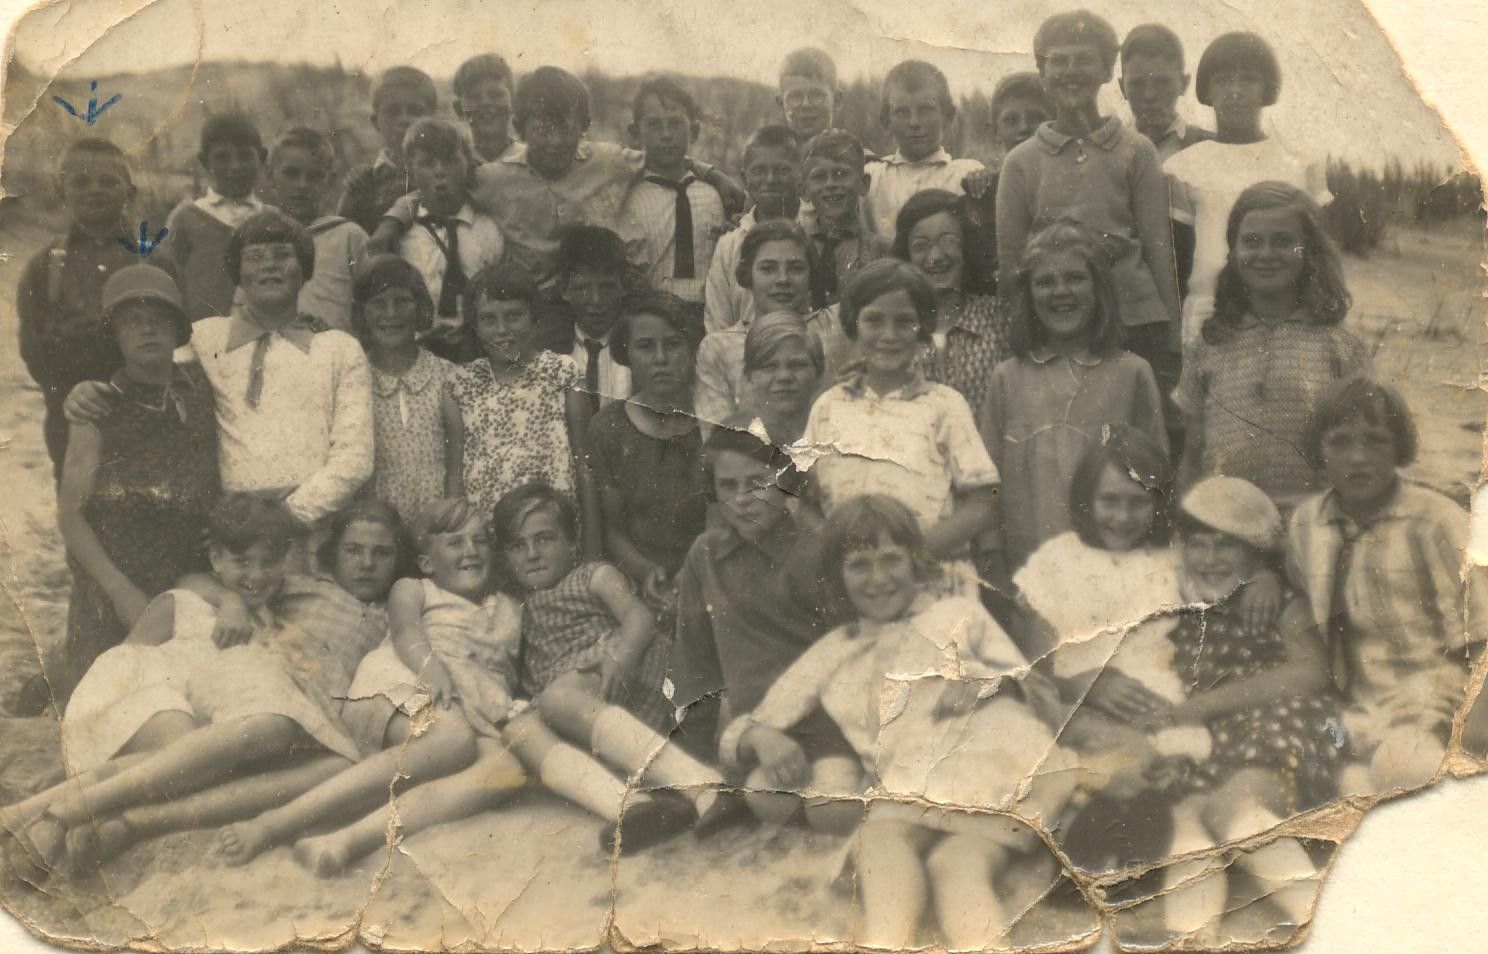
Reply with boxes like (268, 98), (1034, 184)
(590, 706), (721, 813)
(539, 743), (629, 822)
(1240, 838), (1319, 924)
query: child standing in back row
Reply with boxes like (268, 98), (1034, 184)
(453, 54), (519, 164)
(338, 67), (438, 233)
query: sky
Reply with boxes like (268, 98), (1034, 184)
(0, 0), (1469, 167)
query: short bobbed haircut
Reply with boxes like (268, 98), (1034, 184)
(736, 219), (816, 289)
(838, 259), (937, 343)
(1195, 32), (1281, 108)
(1034, 10), (1120, 75)
(610, 291), (703, 368)
(743, 311), (825, 377)
(819, 494), (938, 613)
(352, 254), (435, 344)
(408, 497), (485, 558)
(317, 496), (417, 585)
(1206, 181), (1350, 344)
(556, 224), (632, 280)
(1068, 424), (1175, 549)
(892, 188), (967, 268)
(207, 493), (300, 558)
(226, 209), (316, 285)
(460, 262), (542, 355)
(1121, 23), (1187, 69)
(453, 54), (514, 98)
(514, 66), (592, 134)
(1009, 220), (1123, 358)
(879, 60), (956, 125)
(1303, 376), (1419, 471)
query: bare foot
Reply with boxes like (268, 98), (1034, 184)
(18, 813), (66, 871)
(219, 821), (273, 867)
(292, 834), (352, 877)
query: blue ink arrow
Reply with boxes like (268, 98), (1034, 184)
(53, 80), (123, 126)
(120, 222), (168, 257)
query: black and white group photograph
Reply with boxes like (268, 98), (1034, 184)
(0, 0), (1483, 950)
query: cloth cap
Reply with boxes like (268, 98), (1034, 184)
(1180, 476), (1283, 551)
(101, 264), (191, 345)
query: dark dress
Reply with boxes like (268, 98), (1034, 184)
(57, 364), (221, 705)
(1164, 591), (1341, 812)
(585, 401), (709, 580)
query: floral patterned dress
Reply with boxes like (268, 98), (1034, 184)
(371, 348), (456, 521)
(447, 351), (579, 516)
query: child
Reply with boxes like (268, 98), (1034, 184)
(352, 255), (461, 523)
(586, 293), (709, 614)
(733, 313), (826, 447)
(338, 66), (437, 232)
(725, 495), (1075, 950)
(979, 221), (1169, 577)
(1166, 33), (1332, 347)
(1289, 378), (1486, 793)
(446, 264), (597, 555)
(797, 260), (999, 595)
(17, 137), (140, 481)
(997, 11), (1181, 402)
(453, 53), (518, 163)
(989, 71), (1052, 158)
(864, 60), (989, 242)
(798, 129), (890, 307)
(164, 111), (270, 321)
(544, 225), (637, 410)
(1118, 24), (1213, 161)
(396, 118), (506, 363)
(619, 75), (726, 313)
(694, 220), (843, 430)
(1174, 182), (1367, 509)
(777, 48), (842, 142)
(703, 124), (801, 334)
(266, 126), (369, 333)
(374, 66), (743, 288)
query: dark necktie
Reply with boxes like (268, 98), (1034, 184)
(1325, 528), (1360, 697)
(582, 336), (604, 411)
(813, 231), (846, 306)
(418, 215), (466, 316)
(646, 175), (695, 279)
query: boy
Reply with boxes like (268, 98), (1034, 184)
(776, 48), (842, 142)
(1289, 378), (1486, 794)
(375, 67), (744, 288)
(539, 225), (634, 409)
(68, 211), (373, 531)
(864, 60), (989, 242)
(396, 118), (505, 361)
(702, 124), (801, 334)
(619, 76), (726, 316)
(798, 129), (889, 306)
(453, 53), (518, 164)
(1119, 24), (1213, 162)
(337, 66), (437, 233)
(989, 71), (1052, 158)
(164, 112), (270, 321)
(17, 137), (140, 480)
(266, 127), (369, 333)
(997, 11), (1181, 394)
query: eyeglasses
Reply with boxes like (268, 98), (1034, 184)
(908, 234), (964, 256)
(783, 89), (830, 108)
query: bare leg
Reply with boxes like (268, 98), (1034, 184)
(855, 818), (935, 950)
(2, 751), (156, 835)
(926, 832), (1010, 951)
(505, 710), (628, 821)
(220, 711), (476, 865)
(801, 757), (867, 835)
(1161, 796), (1227, 945)
(1204, 770), (1319, 931)
(293, 739), (527, 877)
(123, 755), (351, 842)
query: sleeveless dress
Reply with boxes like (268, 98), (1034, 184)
(520, 562), (672, 729)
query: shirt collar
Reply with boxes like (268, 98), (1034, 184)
(226, 311), (321, 354)
(1318, 479), (1406, 531)
(1034, 116), (1124, 155)
(203, 187), (263, 209)
(575, 326), (612, 348)
(800, 206), (865, 240)
(1028, 345), (1104, 367)
(882, 147), (952, 167)
(506, 140), (592, 170)
(841, 369), (933, 400)
(713, 507), (798, 561)
(371, 349), (440, 397)
(414, 202), (475, 225)
(372, 149), (400, 173)
(1153, 116), (1188, 145)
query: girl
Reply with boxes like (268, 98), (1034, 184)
(1164, 33), (1332, 347)
(732, 311), (825, 447)
(893, 188), (1010, 426)
(1175, 182), (1369, 510)
(446, 263), (599, 555)
(1149, 477), (1338, 943)
(726, 496), (1076, 950)
(694, 220), (843, 431)
(978, 220), (1168, 578)
(49, 264), (220, 710)
(354, 255), (462, 522)
(586, 292), (709, 613)
(798, 260), (998, 596)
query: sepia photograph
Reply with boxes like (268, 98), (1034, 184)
(0, 0), (1483, 950)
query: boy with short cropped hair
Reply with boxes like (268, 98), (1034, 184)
(17, 137), (141, 480)
(997, 10), (1181, 392)
(776, 48), (842, 142)
(619, 75), (725, 314)
(540, 224), (637, 409)
(453, 54), (518, 164)
(266, 126), (369, 333)
(337, 66), (437, 233)
(864, 60), (988, 242)
(989, 72), (1052, 157)
(1119, 24), (1213, 162)
(165, 111), (271, 321)
(396, 118), (505, 362)
(703, 124), (801, 333)
(798, 129), (889, 306)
